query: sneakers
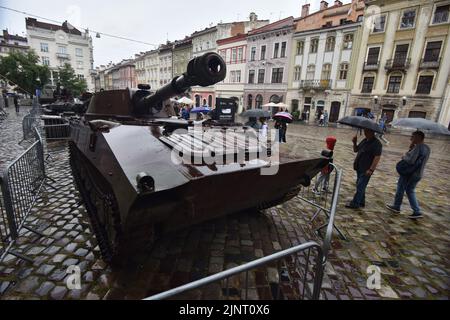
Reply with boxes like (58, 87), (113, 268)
(345, 202), (361, 209)
(385, 204), (400, 214)
(408, 213), (424, 219)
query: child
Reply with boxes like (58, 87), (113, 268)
(313, 136), (337, 194)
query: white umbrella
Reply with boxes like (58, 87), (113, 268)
(275, 102), (288, 108)
(262, 102), (278, 107)
(177, 97), (194, 105)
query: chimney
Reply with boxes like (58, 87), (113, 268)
(301, 4), (310, 18)
(334, 0), (343, 6)
(320, 1), (328, 10)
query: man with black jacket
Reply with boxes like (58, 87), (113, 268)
(346, 128), (382, 209)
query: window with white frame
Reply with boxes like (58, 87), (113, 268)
(387, 74), (402, 93)
(273, 43), (279, 58)
(343, 34), (353, 49)
(432, 4), (449, 24)
(231, 48), (237, 63)
(400, 9), (416, 29)
(235, 70), (241, 83)
(76, 48), (83, 57)
(310, 38), (319, 53)
(248, 70), (255, 84)
(280, 42), (287, 58)
(250, 47), (256, 61)
(296, 41), (304, 55)
(372, 14), (386, 33)
(339, 63), (348, 80)
(260, 45), (266, 60)
(306, 64), (315, 80)
(58, 46), (67, 54)
(40, 43), (49, 52)
(321, 64), (332, 80)
(294, 66), (301, 81)
(258, 69), (265, 84)
(42, 56), (50, 66)
(238, 47), (244, 62)
(325, 36), (335, 52)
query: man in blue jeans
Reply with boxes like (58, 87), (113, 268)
(346, 128), (382, 209)
(386, 131), (430, 219)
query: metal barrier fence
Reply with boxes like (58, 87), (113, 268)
(145, 164), (344, 300)
(0, 128), (48, 263)
(297, 162), (346, 241)
(146, 241), (324, 300)
(21, 113), (71, 144)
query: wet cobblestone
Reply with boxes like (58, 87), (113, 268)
(0, 113), (449, 299)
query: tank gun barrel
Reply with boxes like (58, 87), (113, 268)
(135, 52), (226, 114)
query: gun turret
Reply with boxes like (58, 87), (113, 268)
(133, 52), (226, 115)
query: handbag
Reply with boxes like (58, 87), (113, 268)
(396, 154), (423, 177)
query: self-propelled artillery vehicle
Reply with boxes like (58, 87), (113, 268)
(69, 52), (328, 265)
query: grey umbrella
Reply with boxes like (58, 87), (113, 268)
(337, 116), (383, 134)
(391, 118), (450, 135)
(241, 109), (271, 118)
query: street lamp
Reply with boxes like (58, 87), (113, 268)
(374, 95), (379, 105)
(402, 96), (407, 106)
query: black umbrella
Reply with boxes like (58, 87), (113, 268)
(241, 109), (271, 118)
(338, 116), (383, 134)
(391, 118), (450, 135)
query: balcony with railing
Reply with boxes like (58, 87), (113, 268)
(419, 57), (441, 69)
(384, 57), (411, 71)
(299, 79), (332, 90)
(56, 53), (70, 59)
(363, 61), (379, 71)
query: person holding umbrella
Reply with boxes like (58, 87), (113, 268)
(346, 128), (383, 209)
(273, 111), (292, 143)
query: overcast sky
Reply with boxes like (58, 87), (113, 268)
(0, 0), (350, 66)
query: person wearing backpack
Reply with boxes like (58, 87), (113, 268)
(386, 130), (430, 219)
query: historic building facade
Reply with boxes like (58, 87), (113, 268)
(0, 29), (29, 58)
(190, 13), (269, 107)
(243, 17), (295, 114)
(215, 34), (247, 113)
(25, 18), (95, 91)
(286, 0), (364, 122)
(173, 37), (192, 78)
(350, 0), (450, 122)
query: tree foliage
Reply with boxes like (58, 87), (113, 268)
(58, 63), (87, 97)
(0, 50), (50, 96)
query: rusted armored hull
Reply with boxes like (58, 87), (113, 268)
(70, 121), (328, 262)
(127, 156), (326, 234)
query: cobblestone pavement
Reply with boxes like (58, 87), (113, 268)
(0, 115), (449, 300)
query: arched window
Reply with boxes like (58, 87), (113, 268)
(203, 98), (207, 106)
(208, 95), (213, 108)
(256, 94), (263, 109)
(325, 36), (335, 52)
(195, 95), (200, 107)
(306, 64), (315, 80)
(339, 63), (349, 80)
(247, 94), (253, 109)
(321, 64), (332, 80)
(270, 95), (281, 103)
(387, 73), (403, 93)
